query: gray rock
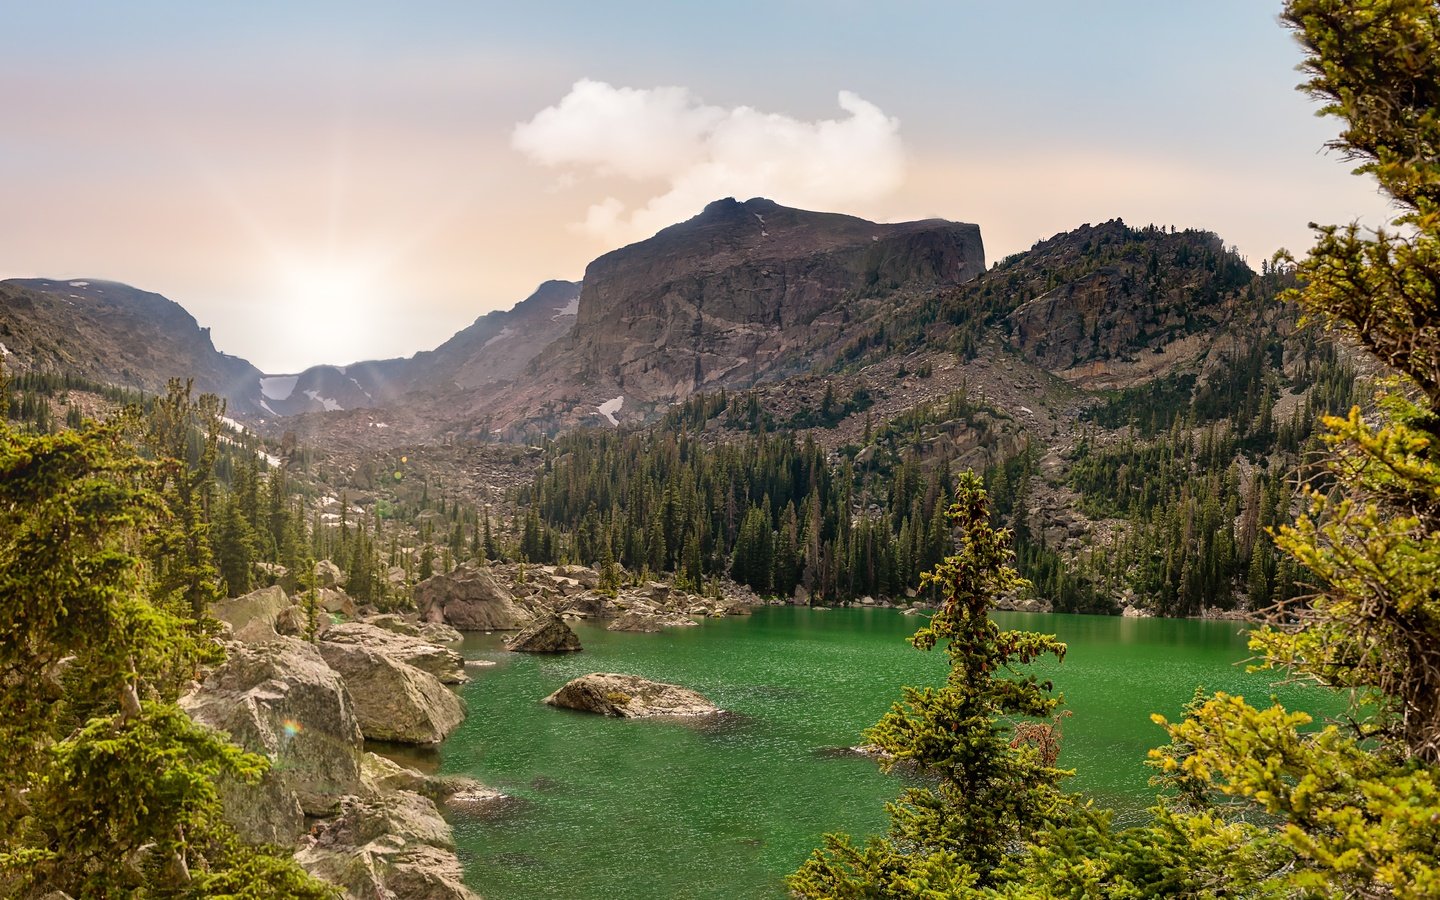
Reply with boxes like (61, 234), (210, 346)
(415, 564), (530, 631)
(544, 673), (720, 718)
(318, 587), (357, 617)
(316, 641), (465, 745)
(418, 621), (464, 643)
(321, 621), (467, 684)
(505, 612), (582, 653)
(607, 609), (698, 633)
(295, 792), (479, 900)
(212, 585), (293, 643)
(365, 613), (421, 636)
(180, 637), (364, 842)
(314, 559), (346, 589)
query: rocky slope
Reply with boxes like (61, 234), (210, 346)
(258, 279), (581, 417)
(459, 198), (984, 437)
(0, 278), (267, 413)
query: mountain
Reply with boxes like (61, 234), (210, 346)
(0, 278), (267, 413)
(450, 198), (984, 436)
(255, 280), (582, 417)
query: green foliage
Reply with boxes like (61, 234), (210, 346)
(789, 474), (1069, 894)
(0, 407), (331, 896)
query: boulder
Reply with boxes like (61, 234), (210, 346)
(212, 585), (293, 643)
(418, 621), (464, 644)
(319, 587), (357, 617)
(295, 792), (479, 900)
(273, 603), (311, 636)
(415, 565), (530, 631)
(504, 612), (582, 653)
(314, 559), (346, 589)
(316, 642), (465, 745)
(544, 673), (720, 718)
(366, 613), (421, 636)
(321, 621), (467, 684)
(607, 609), (698, 633)
(360, 752), (510, 816)
(180, 637), (364, 842)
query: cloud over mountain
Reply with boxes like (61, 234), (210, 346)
(512, 80), (905, 242)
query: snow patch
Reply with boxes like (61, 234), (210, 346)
(259, 375), (299, 401)
(0, 342), (9, 357)
(367, 422), (389, 428)
(552, 296), (580, 319)
(484, 326), (516, 349)
(258, 398), (276, 415)
(219, 415), (247, 433)
(1019, 406), (1033, 415)
(346, 376), (373, 401)
(302, 390), (343, 412)
(597, 395), (624, 426)
(68, 281), (89, 287)
(258, 450), (283, 468)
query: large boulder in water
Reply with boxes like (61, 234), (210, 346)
(316, 641), (465, 744)
(415, 564), (530, 631)
(180, 637), (364, 843)
(544, 673), (720, 718)
(320, 621), (467, 684)
(294, 791), (479, 900)
(505, 612), (582, 653)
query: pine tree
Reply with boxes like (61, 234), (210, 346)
(0, 417), (333, 897)
(789, 473), (1069, 894)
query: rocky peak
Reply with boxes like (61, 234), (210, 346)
(472, 199), (984, 435)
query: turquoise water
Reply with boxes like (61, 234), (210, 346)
(430, 608), (1336, 899)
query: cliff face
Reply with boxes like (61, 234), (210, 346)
(0, 278), (266, 412)
(570, 198), (983, 397)
(472, 198), (984, 433)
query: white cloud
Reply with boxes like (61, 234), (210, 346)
(512, 80), (905, 242)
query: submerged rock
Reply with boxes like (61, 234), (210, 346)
(544, 673), (720, 718)
(180, 637), (364, 843)
(505, 612), (582, 653)
(316, 641), (465, 745)
(415, 564), (530, 631)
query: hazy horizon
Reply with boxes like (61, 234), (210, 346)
(2, 1), (1394, 372)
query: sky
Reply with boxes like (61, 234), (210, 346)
(0, 2), (1395, 373)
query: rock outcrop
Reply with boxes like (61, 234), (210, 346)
(504, 612), (582, 653)
(544, 673), (720, 718)
(180, 637), (364, 843)
(320, 621), (468, 684)
(415, 564), (530, 631)
(294, 791), (479, 900)
(315, 641), (466, 744)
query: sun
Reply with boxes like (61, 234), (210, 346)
(274, 259), (383, 366)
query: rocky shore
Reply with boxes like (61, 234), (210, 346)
(182, 559), (763, 898)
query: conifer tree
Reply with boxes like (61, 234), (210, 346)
(789, 473), (1069, 895)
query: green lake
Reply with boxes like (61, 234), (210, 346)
(421, 607), (1337, 899)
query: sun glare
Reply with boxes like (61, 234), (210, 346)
(275, 260), (383, 367)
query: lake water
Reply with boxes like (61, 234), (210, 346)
(428, 607), (1337, 899)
